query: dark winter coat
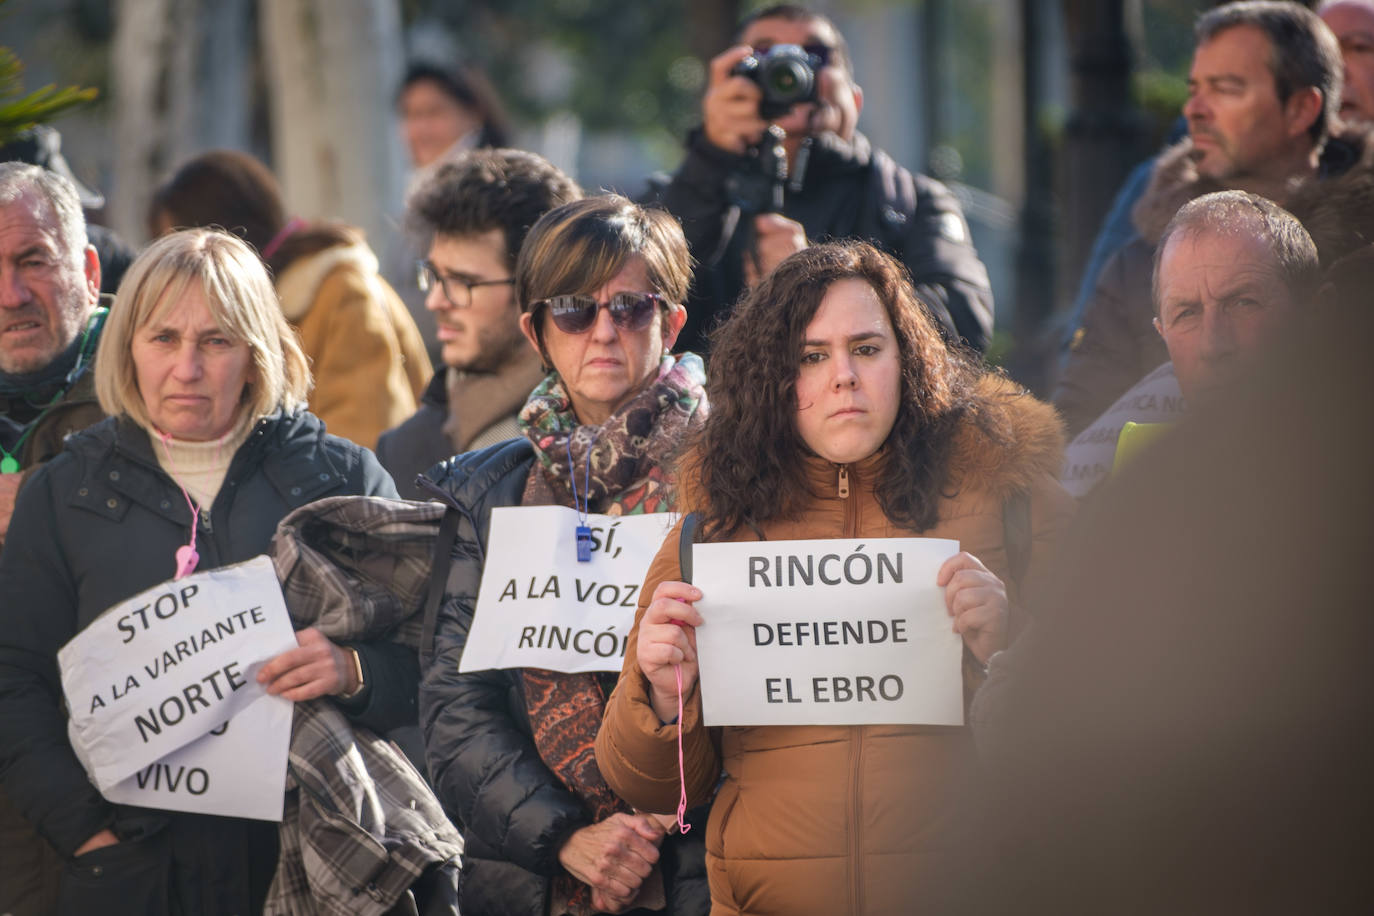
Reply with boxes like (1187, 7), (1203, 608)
(0, 409), (396, 916)
(653, 129), (993, 354)
(1053, 126), (1373, 435)
(418, 438), (709, 916)
(0, 307), (107, 540)
(0, 362), (104, 477)
(377, 365), (536, 502)
(0, 310), (107, 916)
(378, 371), (454, 500)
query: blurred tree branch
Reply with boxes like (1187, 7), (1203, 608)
(0, 1), (99, 146)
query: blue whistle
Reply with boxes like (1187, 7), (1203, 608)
(575, 525), (593, 562)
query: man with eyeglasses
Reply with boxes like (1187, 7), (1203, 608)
(376, 149), (582, 499)
(653, 3), (994, 355)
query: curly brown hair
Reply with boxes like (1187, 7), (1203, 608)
(405, 148), (582, 268)
(693, 240), (998, 538)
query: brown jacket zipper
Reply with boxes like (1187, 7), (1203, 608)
(838, 460), (863, 913)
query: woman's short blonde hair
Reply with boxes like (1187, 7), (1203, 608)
(96, 228), (311, 430)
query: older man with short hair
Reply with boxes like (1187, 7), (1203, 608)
(0, 159), (104, 916)
(1152, 192), (1317, 403)
(1060, 190), (1316, 498)
(1054, 1), (1361, 435)
(0, 162), (103, 546)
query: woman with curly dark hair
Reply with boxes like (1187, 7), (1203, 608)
(597, 240), (1075, 914)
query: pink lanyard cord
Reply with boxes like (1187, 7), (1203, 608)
(674, 662), (692, 834)
(155, 429), (208, 579)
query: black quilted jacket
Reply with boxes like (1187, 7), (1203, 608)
(418, 438), (708, 916)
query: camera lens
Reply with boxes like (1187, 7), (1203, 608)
(758, 47), (815, 109)
(768, 67), (801, 94)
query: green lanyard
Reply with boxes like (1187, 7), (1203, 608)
(0, 308), (106, 474)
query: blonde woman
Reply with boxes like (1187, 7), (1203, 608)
(0, 229), (398, 915)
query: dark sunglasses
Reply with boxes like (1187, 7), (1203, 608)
(532, 292), (666, 334)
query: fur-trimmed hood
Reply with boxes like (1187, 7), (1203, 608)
(1285, 124), (1374, 264)
(274, 242), (380, 322)
(1131, 124), (1374, 248)
(943, 373), (1066, 502)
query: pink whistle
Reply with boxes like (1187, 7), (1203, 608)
(174, 544), (200, 579)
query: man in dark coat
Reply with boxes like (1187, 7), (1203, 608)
(652, 3), (993, 354)
(1054, 1), (1358, 435)
(377, 149), (581, 499)
(0, 163), (105, 546)
(0, 157), (105, 916)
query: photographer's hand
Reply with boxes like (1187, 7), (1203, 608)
(704, 45), (769, 153)
(744, 213), (808, 287)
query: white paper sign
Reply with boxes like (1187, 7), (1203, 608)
(1060, 361), (1184, 498)
(72, 694), (292, 821)
(59, 556), (299, 791)
(460, 506), (676, 674)
(693, 537), (964, 727)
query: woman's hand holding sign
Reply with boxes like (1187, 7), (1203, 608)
(256, 627), (359, 701)
(637, 581), (703, 724)
(937, 551), (1008, 665)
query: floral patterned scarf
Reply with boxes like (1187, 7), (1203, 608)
(516, 353), (706, 914)
(518, 353), (706, 516)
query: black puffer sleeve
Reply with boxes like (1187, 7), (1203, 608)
(418, 442), (590, 876)
(902, 170), (995, 352)
(0, 459), (114, 856)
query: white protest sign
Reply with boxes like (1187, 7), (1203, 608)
(460, 506), (676, 674)
(1060, 361), (1184, 498)
(59, 555), (299, 791)
(693, 537), (964, 727)
(72, 694), (292, 821)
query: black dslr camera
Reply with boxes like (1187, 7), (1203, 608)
(731, 44), (821, 119)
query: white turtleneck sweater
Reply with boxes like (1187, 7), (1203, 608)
(150, 413), (256, 510)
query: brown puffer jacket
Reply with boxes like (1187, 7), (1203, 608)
(276, 243), (433, 450)
(596, 376), (1075, 916)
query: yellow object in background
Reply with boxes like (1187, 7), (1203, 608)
(1113, 422), (1172, 475)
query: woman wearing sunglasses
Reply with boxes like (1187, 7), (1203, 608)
(596, 241), (1076, 914)
(419, 195), (709, 916)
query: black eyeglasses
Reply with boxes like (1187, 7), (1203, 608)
(531, 292), (667, 334)
(416, 260), (515, 308)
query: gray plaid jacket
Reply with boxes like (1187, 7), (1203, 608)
(265, 495), (463, 916)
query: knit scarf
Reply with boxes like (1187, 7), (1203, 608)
(516, 353), (706, 915)
(518, 353), (706, 516)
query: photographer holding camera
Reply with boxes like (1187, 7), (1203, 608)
(653, 4), (994, 355)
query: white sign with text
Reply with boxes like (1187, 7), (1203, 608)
(460, 506), (676, 674)
(59, 556), (299, 791)
(73, 693), (292, 821)
(693, 537), (964, 727)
